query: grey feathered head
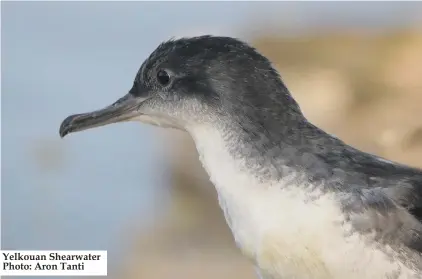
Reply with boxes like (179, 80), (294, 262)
(59, 35), (303, 137)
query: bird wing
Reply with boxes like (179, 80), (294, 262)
(342, 187), (422, 255)
(383, 176), (422, 253)
(299, 125), (422, 254)
(339, 155), (422, 255)
(316, 142), (422, 255)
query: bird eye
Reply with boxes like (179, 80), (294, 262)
(156, 69), (171, 86)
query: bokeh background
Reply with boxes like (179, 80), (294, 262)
(2, 1), (422, 278)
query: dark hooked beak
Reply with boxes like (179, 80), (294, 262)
(59, 93), (145, 138)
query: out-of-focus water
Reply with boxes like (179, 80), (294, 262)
(1, 1), (421, 277)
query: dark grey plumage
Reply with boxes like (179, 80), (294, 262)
(60, 35), (422, 277)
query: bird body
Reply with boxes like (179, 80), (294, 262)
(60, 35), (422, 278)
(189, 123), (420, 279)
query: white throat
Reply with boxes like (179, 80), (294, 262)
(187, 124), (418, 279)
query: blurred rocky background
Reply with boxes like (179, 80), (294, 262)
(2, 2), (422, 279)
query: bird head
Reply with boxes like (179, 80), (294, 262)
(59, 35), (302, 138)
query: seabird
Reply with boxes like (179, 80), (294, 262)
(59, 35), (422, 279)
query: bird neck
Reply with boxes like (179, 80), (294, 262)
(188, 115), (332, 188)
